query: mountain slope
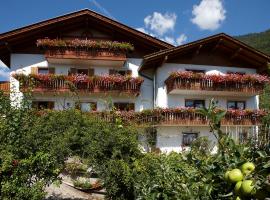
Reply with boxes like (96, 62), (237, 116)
(235, 29), (270, 55)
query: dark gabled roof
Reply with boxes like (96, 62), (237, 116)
(0, 9), (173, 66)
(0, 9), (173, 48)
(140, 33), (270, 71)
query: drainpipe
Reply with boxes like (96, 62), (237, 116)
(139, 71), (155, 109)
(153, 71), (156, 108)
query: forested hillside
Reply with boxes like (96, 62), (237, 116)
(236, 29), (270, 55)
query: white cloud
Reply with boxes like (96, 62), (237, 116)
(191, 0), (226, 31)
(163, 36), (175, 45)
(144, 12), (177, 36)
(136, 27), (147, 34)
(176, 34), (187, 45)
(136, 27), (156, 37)
(162, 34), (187, 46)
(138, 12), (187, 46)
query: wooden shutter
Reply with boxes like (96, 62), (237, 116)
(69, 68), (77, 75)
(75, 102), (81, 110)
(48, 67), (55, 74)
(88, 68), (95, 76)
(48, 102), (55, 110)
(31, 67), (38, 74)
(127, 70), (132, 76)
(109, 69), (116, 75)
(32, 101), (38, 109)
(128, 103), (135, 111)
(90, 102), (97, 111)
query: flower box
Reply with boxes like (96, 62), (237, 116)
(87, 108), (266, 126)
(13, 73), (144, 96)
(165, 71), (269, 94)
(37, 38), (134, 61)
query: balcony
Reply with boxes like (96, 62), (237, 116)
(165, 71), (269, 96)
(13, 74), (143, 96)
(0, 81), (10, 93)
(87, 108), (266, 126)
(37, 38), (134, 66)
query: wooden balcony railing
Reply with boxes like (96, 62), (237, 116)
(165, 72), (269, 94)
(37, 38), (133, 61)
(44, 49), (127, 61)
(0, 81), (10, 93)
(15, 74), (143, 96)
(166, 78), (265, 94)
(87, 109), (265, 126)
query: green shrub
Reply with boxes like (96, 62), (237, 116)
(65, 162), (88, 176)
(73, 179), (92, 189)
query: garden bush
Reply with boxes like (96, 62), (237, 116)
(1, 90), (270, 200)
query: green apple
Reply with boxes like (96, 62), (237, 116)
(228, 169), (244, 183)
(224, 171), (231, 181)
(234, 181), (242, 195)
(235, 197), (241, 200)
(241, 162), (255, 175)
(241, 180), (255, 196)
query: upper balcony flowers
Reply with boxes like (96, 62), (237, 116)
(12, 73), (144, 95)
(166, 71), (270, 93)
(168, 71), (270, 84)
(36, 38), (134, 52)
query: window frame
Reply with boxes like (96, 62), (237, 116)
(109, 69), (132, 76)
(32, 101), (54, 110)
(75, 102), (97, 112)
(227, 71), (246, 75)
(227, 101), (246, 110)
(37, 67), (49, 75)
(113, 102), (135, 111)
(185, 99), (205, 108)
(185, 69), (205, 74)
(77, 69), (89, 75)
(182, 132), (198, 146)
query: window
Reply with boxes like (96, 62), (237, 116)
(32, 101), (54, 110)
(38, 68), (49, 74)
(182, 133), (198, 146)
(69, 68), (94, 76)
(114, 103), (135, 111)
(116, 70), (126, 76)
(77, 69), (89, 75)
(239, 131), (249, 144)
(185, 100), (205, 108)
(186, 69), (205, 73)
(227, 71), (246, 75)
(75, 102), (97, 112)
(227, 101), (246, 110)
(109, 69), (132, 76)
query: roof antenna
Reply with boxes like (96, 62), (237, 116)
(88, 0), (116, 20)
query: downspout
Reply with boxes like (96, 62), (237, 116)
(138, 71), (155, 109)
(153, 71), (156, 108)
(139, 55), (168, 109)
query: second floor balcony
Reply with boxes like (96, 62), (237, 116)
(37, 38), (134, 66)
(87, 108), (266, 126)
(165, 71), (269, 96)
(13, 74), (143, 96)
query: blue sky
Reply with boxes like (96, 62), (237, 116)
(0, 0), (270, 80)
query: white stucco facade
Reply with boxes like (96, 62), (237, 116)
(153, 63), (260, 152)
(9, 54), (153, 111)
(1, 10), (268, 155)
(7, 53), (261, 153)
(155, 63), (258, 109)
